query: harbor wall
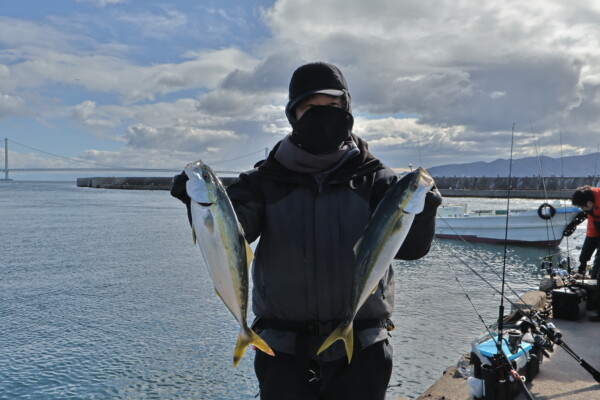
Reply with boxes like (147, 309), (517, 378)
(76, 176), (238, 190)
(435, 176), (597, 199)
(77, 176), (598, 199)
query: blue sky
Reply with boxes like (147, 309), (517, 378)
(2, 0), (600, 180)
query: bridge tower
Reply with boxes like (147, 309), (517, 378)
(2, 138), (10, 181)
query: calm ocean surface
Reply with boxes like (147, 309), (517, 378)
(0, 181), (587, 399)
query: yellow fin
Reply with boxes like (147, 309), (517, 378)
(353, 236), (364, 257)
(192, 226), (197, 244)
(233, 326), (274, 367)
(245, 240), (254, 268)
(316, 321), (354, 363)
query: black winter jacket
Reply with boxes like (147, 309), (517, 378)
(172, 134), (439, 327)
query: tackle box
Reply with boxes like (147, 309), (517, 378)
(571, 279), (598, 310)
(476, 336), (532, 361)
(552, 286), (587, 320)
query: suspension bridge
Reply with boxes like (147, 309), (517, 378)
(0, 138), (256, 181)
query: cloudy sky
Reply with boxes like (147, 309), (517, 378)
(2, 0), (600, 179)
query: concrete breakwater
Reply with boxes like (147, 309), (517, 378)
(77, 176), (598, 198)
(436, 176), (598, 199)
(76, 176), (239, 190)
(434, 176), (597, 191)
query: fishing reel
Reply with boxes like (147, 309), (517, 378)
(540, 255), (570, 280)
(540, 255), (553, 273)
(515, 317), (536, 334)
(515, 316), (555, 354)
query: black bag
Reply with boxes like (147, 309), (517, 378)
(471, 347), (540, 400)
(552, 286), (587, 320)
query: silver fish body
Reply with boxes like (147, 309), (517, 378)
(317, 167), (435, 362)
(185, 160), (273, 366)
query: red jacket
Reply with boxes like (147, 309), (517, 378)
(586, 187), (600, 237)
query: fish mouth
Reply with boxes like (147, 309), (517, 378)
(195, 201), (214, 207)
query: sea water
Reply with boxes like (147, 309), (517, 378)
(0, 181), (587, 399)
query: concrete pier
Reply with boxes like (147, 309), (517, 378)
(76, 177), (173, 190)
(438, 189), (573, 199)
(436, 176), (597, 199)
(76, 176), (238, 190)
(397, 287), (600, 400)
(76, 176), (598, 199)
(398, 310), (600, 400)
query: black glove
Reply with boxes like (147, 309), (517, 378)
(171, 171), (190, 204)
(415, 187), (442, 220)
(171, 171), (193, 226)
(563, 211), (586, 237)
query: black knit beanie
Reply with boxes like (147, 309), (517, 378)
(285, 62), (352, 125)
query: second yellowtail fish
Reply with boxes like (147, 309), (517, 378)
(317, 167), (435, 363)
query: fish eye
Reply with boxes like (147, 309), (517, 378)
(202, 173), (209, 180)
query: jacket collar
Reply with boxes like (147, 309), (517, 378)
(258, 134), (384, 187)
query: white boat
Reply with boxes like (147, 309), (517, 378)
(435, 202), (581, 246)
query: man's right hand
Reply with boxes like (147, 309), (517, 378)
(563, 211), (586, 237)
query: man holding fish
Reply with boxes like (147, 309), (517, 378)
(172, 62), (441, 399)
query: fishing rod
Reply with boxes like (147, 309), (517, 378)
(529, 123), (561, 255)
(558, 130), (572, 274)
(433, 129), (600, 384)
(442, 247), (534, 400)
(437, 236), (600, 383)
(438, 244), (536, 400)
(437, 125), (537, 398)
(436, 236), (600, 384)
(491, 124), (537, 399)
(594, 143), (600, 180)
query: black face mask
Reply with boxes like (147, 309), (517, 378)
(291, 106), (354, 154)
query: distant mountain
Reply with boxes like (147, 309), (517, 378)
(427, 152), (600, 177)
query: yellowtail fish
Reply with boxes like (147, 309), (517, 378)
(317, 167), (435, 363)
(185, 160), (274, 366)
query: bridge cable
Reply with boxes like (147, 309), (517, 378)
(8, 139), (135, 169)
(7, 138), (263, 171)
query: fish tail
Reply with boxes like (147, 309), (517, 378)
(316, 321), (354, 363)
(233, 326), (274, 367)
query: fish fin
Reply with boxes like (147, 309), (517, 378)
(192, 226), (197, 244)
(203, 210), (214, 234)
(353, 236), (364, 257)
(245, 240), (254, 268)
(233, 326), (274, 367)
(393, 215), (405, 231)
(316, 321), (354, 363)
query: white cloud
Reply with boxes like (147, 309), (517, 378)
(490, 91), (506, 100)
(75, 0), (130, 7)
(115, 8), (188, 38)
(4, 46), (259, 104)
(4, 0), (600, 172)
(0, 93), (26, 118)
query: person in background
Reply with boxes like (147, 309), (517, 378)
(564, 185), (600, 321)
(564, 185), (600, 278)
(172, 61), (441, 399)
